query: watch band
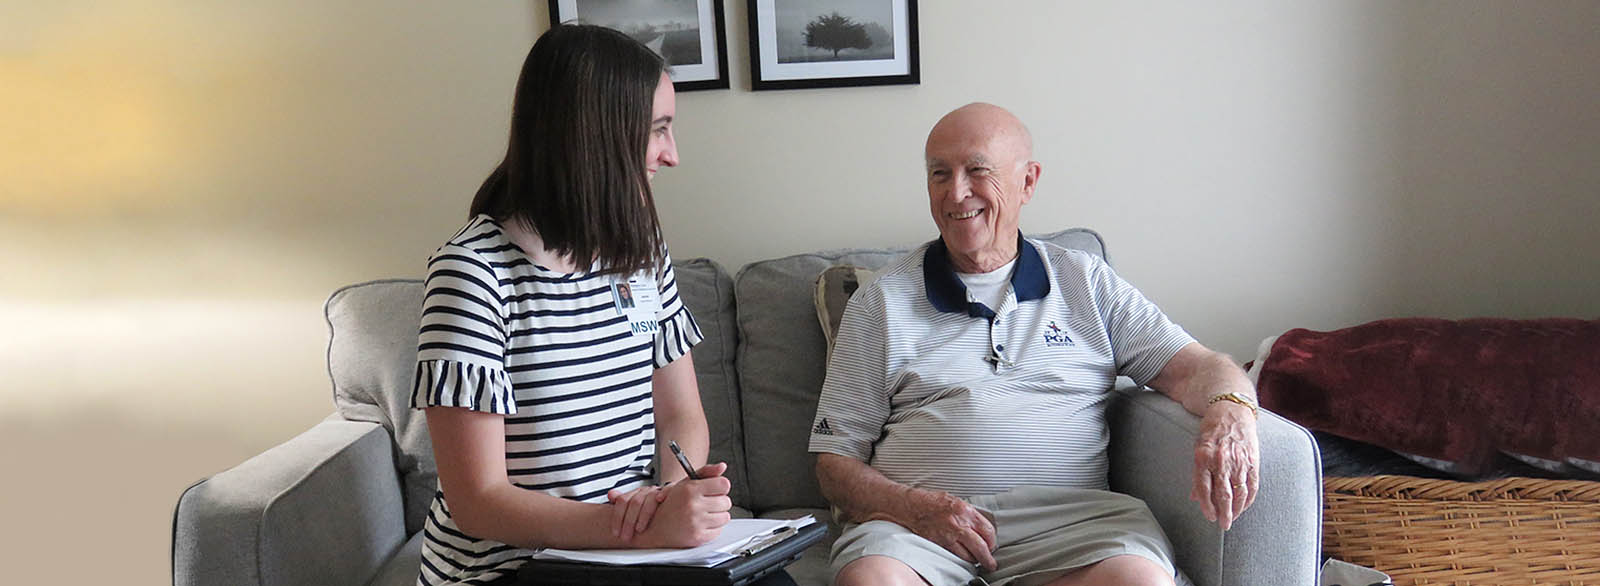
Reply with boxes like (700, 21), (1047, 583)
(1207, 392), (1259, 418)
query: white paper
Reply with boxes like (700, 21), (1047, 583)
(530, 516), (816, 567)
(1320, 558), (1393, 586)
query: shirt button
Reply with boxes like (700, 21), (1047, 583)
(995, 345), (1005, 352)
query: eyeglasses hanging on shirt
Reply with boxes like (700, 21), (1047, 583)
(984, 346), (1015, 369)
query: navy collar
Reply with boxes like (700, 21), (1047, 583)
(923, 233), (1050, 317)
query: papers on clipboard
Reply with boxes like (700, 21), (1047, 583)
(529, 516), (816, 567)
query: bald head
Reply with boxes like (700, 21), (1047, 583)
(925, 102), (1034, 167)
(923, 103), (1044, 273)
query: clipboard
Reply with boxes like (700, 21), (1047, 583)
(516, 521), (826, 585)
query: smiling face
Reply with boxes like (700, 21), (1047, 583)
(645, 72), (678, 181)
(924, 103), (1042, 273)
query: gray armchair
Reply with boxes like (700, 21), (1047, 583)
(1110, 389), (1323, 585)
(174, 231), (1323, 586)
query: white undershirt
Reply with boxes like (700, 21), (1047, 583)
(956, 259), (1016, 312)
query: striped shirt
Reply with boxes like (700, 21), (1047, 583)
(411, 214), (702, 586)
(809, 235), (1194, 497)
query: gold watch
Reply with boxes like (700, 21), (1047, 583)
(1207, 391), (1259, 418)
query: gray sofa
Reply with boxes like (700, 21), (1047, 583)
(172, 228), (1323, 586)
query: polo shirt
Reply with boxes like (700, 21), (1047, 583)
(808, 234), (1194, 497)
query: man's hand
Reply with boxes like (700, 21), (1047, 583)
(893, 487), (998, 571)
(1148, 343), (1264, 531)
(816, 454), (997, 570)
(1190, 402), (1260, 530)
(633, 462), (732, 548)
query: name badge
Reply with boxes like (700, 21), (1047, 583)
(613, 273), (662, 336)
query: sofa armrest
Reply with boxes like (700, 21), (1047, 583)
(1108, 390), (1322, 586)
(173, 418), (410, 586)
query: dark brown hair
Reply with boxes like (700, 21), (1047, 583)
(471, 24), (667, 275)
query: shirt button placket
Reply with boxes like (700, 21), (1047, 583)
(989, 308), (1011, 371)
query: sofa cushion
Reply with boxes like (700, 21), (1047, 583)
(325, 279), (435, 535)
(1255, 318), (1600, 478)
(734, 229), (1109, 511)
(365, 530), (425, 586)
(670, 258), (749, 505)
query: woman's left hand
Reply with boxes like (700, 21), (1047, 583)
(607, 484), (671, 543)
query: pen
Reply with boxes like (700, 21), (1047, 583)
(739, 526), (797, 557)
(668, 440), (700, 480)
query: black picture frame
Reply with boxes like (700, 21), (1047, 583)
(548, 0), (731, 92)
(747, 0), (919, 91)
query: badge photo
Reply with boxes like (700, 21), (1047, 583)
(612, 281), (636, 310)
(616, 273), (662, 336)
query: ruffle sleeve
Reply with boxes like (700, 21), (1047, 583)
(411, 359), (517, 415)
(653, 305), (704, 368)
(652, 252), (703, 368)
(412, 243), (515, 414)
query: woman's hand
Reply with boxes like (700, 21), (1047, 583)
(634, 462), (733, 548)
(607, 484), (670, 543)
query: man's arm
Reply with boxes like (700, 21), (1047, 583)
(1146, 342), (1261, 530)
(815, 453), (998, 571)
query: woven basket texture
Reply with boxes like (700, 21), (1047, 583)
(1324, 475), (1600, 585)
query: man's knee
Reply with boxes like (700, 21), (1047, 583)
(1048, 554), (1174, 586)
(835, 555), (928, 586)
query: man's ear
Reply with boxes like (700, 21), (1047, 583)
(1020, 160), (1043, 203)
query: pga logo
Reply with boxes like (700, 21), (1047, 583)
(1043, 321), (1074, 347)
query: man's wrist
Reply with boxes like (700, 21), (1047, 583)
(881, 484), (934, 525)
(893, 484), (925, 514)
(1206, 391), (1259, 418)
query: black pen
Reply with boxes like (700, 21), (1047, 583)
(668, 440), (700, 480)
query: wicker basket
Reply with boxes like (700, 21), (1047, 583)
(1323, 475), (1600, 585)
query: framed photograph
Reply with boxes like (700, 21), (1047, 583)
(549, 0), (730, 91)
(747, 0), (919, 91)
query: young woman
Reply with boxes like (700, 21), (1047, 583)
(411, 25), (755, 586)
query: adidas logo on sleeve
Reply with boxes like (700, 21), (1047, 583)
(811, 418), (835, 436)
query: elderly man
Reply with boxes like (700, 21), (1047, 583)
(808, 103), (1260, 586)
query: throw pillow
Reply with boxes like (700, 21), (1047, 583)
(813, 265), (876, 362)
(325, 279), (437, 534)
(1255, 318), (1600, 479)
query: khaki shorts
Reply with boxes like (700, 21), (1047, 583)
(829, 486), (1183, 586)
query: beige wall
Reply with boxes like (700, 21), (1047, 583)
(3, 1), (1597, 584)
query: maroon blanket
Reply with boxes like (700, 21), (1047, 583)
(1256, 318), (1600, 477)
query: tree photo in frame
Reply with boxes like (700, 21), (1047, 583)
(748, 0), (918, 90)
(549, 0), (730, 91)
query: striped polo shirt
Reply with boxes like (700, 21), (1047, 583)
(809, 235), (1194, 497)
(411, 215), (702, 586)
